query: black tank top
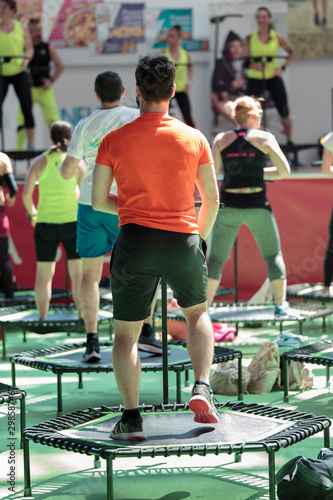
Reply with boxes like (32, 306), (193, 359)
(29, 42), (51, 87)
(220, 129), (267, 192)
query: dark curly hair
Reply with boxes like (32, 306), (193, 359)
(135, 53), (175, 103)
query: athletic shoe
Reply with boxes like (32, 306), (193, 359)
(110, 416), (146, 441)
(189, 382), (219, 424)
(138, 327), (163, 354)
(274, 301), (300, 318)
(82, 339), (101, 363)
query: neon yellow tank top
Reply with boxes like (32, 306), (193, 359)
(37, 151), (78, 223)
(164, 46), (188, 92)
(247, 29), (279, 80)
(0, 20), (25, 76)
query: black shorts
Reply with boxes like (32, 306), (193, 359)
(246, 76), (289, 118)
(34, 222), (80, 262)
(110, 224), (208, 321)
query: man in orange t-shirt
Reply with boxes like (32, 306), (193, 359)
(92, 53), (219, 441)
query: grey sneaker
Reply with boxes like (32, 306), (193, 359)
(110, 416), (146, 441)
(82, 340), (101, 363)
(189, 382), (219, 424)
(138, 327), (163, 354)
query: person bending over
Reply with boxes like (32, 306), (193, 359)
(92, 53), (220, 441)
(207, 96), (291, 316)
(22, 121), (85, 320)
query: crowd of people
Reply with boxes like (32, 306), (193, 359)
(1, 2), (332, 442)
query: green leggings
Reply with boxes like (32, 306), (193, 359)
(207, 206), (286, 281)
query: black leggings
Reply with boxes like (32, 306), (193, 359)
(172, 92), (196, 128)
(0, 237), (14, 298)
(246, 76), (289, 118)
(0, 72), (34, 128)
(324, 208), (333, 287)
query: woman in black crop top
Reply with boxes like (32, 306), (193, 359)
(207, 95), (292, 315)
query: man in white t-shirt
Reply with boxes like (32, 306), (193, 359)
(61, 70), (162, 362)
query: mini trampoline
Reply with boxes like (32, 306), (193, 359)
(0, 382), (27, 449)
(0, 287), (69, 307)
(0, 304), (113, 360)
(281, 339), (333, 402)
(10, 341), (243, 414)
(22, 401), (331, 500)
(287, 283), (333, 304)
(158, 302), (333, 335)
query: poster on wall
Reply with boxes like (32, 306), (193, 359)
(46, 0), (103, 48)
(96, 2), (145, 54)
(16, 0), (42, 22)
(287, 0), (333, 59)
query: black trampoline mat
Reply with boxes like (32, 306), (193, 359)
(0, 307), (112, 324)
(36, 344), (190, 369)
(60, 411), (293, 448)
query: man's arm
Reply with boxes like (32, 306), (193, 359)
(195, 163), (219, 240)
(60, 155), (81, 179)
(92, 163), (118, 215)
(42, 44), (64, 90)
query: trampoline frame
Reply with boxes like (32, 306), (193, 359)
(287, 283), (333, 305)
(157, 302), (333, 335)
(10, 341), (243, 414)
(0, 303), (113, 360)
(281, 339), (333, 402)
(22, 401), (331, 500)
(0, 287), (70, 307)
(0, 382), (27, 449)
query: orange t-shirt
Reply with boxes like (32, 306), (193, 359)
(95, 112), (213, 233)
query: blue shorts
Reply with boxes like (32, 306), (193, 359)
(77, 204), (120, 258)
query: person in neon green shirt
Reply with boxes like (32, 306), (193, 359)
(0, 0), (35, 149)
(22, 121), (86, 320)
(163, 25), (196, 128)
(244, 6), (294, 143)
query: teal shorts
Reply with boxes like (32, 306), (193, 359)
(110, 224), (208, 321)
(77, 204), (120, 258)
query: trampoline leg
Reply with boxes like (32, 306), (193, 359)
(185, 368), (190, 387)
(23, 328), (26, 342)
(94, 455), (101, 468)
(298, 322), (303, 335)
(324, 426), (330, 448)
(234, 453), (242, 463)
(11, 360), (16, 386)
(20, 396), (26, 450)
(23, 435), (31, 497)
(326, 366), (330, 387)
(106, 457), (114, 500)
(282, 357), (289, 403)
(176, 370), (181, 403)
(56, 372), (63, 415)
(2, 325), (6, 360)
(237, 357), (243, 401)
(268, 449), (276, 500)
(78, 372), (83, 389)
(323, 316), (326, 332)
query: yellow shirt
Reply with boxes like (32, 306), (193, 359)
(247, 29), (279, 80)
(0, 20), (25, 76)
(164, 46), (189, 93)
